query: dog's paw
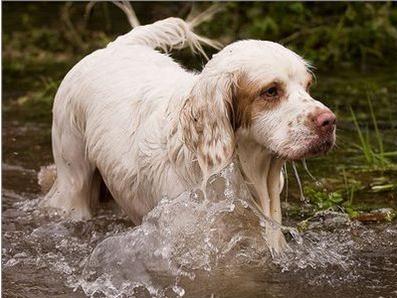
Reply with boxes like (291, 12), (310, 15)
(40, 189), (92, 221)
(266, 228), (290, 257)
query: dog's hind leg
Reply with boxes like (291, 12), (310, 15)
(41, 122), (98, 220)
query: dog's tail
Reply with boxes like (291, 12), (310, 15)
(109, 4), (222, 59)
(38, 164), (57, 194)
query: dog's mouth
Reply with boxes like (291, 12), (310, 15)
(305, 138), (335, 157)
(277, 133), (335, 161)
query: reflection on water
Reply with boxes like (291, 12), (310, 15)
(2, 118), (397, 298)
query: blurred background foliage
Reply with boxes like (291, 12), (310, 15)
(4, 2), (397, 67)
(201, 2), (397, 67)
(3, 2), (397, 118)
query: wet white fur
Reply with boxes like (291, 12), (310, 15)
(42, 17), (330, 253)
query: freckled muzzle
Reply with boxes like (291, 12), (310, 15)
(281, 108), (336, 161)
(305, 109), (336, 157)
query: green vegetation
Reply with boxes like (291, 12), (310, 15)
(349, 97), (397, 170)
(199, 2), (397, 68)
(302, 170), (363, 217)
(3, 3), (397, 102)
(304, 187), (343, 210)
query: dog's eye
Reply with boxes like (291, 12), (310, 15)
(261, 86), (278, 98)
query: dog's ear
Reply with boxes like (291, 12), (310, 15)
(180, 73), (237, 178)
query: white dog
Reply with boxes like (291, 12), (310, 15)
(41, 17), (335, 252)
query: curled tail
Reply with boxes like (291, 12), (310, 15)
(108, 6), (222, 59)
(38, 164), (57, 194)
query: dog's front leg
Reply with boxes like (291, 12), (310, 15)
(265, 157), (288, 255)
(237, 142), (288, 255)
(253, 156), (288, 255)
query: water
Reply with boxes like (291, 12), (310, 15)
(3, 114), (397, 298)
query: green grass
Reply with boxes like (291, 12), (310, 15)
(304, 186), (343, 210)
(303, 172), (363, 217)
(349, 96), (397, 169)
(340, 168), (363, 217)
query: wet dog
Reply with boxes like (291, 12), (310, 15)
(41, 16), (335, 253)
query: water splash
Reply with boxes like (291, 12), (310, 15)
(3, 163), (396, 298)
(77, 164), (355, 297)
(291, 161), (307, 203)
(78, 165), (269, 296)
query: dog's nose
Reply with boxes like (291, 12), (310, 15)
(315, 110), (336, 131)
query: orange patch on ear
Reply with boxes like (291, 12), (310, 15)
(305, 72), (314, 91)
(180, 73), (238, 177)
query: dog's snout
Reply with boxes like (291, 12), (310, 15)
(314, 110), (336, 131)
(300, 108), (337, 158)
(315, 111), (336, 129)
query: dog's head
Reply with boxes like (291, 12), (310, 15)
(181, 40), (336, 174)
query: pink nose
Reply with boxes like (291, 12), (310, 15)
(315, 111), (336, 130)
